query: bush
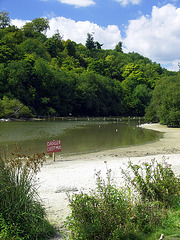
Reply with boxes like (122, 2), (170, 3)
(122, 159), (180, 208)
(0, 144), (55, 239)
(65, 160), (180, 239)
(132, 200), (166, 234)
(66, 169), (147, 239)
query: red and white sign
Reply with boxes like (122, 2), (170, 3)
(47, 140), (61, 153)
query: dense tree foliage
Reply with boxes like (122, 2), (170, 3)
(85, 33), (103, 50)
(145, 75), (180, 127)
(0, 11), (10, 29)
(0, 96), (32, 118)
(0, 12), (178, 122)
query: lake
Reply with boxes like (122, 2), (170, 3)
(0, 117), (162, 157)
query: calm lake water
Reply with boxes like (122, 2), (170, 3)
(0, 117), (162, 157)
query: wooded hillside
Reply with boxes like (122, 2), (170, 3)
(0, 12), (179, 126)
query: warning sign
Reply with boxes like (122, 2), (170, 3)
(47, 140), (61, 153)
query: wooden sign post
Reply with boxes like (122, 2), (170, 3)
(47, 140), (61, 161)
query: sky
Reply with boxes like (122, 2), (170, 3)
(1, 0), (180, 71)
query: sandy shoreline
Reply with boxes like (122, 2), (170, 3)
(37, 123), (180, 232)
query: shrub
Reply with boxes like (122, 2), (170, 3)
(122, 158), (180, 208)
(133, 200), (167, 234)
(0, 144), (55, 239)
(65, 160), (180, 239)
(66, 169), (140, 240)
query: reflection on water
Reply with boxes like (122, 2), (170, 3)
(0, 118), (162, 156)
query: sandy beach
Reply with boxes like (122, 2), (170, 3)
(37, 123), (180, 234)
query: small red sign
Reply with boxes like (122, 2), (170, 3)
(47, 140), (61, 153)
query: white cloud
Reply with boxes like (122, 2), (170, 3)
(11, 17), (122, 50)
(43, 12), (56, 19)
(11, 3), (180, 71)
(11, 19), (30, 28)
(46, 17), (122, 49)
(114, 0), (141, 7)
(58, 0), (96, 7)
(164, 60), (180, 71)
(124, 4), (180, 71)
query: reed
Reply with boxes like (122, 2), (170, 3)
(0, 144), (55, 239)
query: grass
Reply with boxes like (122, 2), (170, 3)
(0, 144), (56, 240)
(145, 205), (180, 240)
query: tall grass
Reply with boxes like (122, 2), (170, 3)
(0, 144), (55, 239)
(65, 159), (180, 240)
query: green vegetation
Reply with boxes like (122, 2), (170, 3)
(0, 12), (179, 125)
(0, 96), (33, 118)
(65, 160), (180, 240)
(0, 145), (55, 239)
(145, 75), (180, 127)
(122, 159), (180, 208)
(1, 145), (179, 239)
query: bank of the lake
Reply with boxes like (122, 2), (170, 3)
(37, 123), (180, 234)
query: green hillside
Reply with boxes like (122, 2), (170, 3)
(0, 12), (179, 126)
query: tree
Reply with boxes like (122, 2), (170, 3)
(115, 42), (123, 53)
(22, 22), (35, 37)
(0, 96), (33, 118)
(121, 63), (150, 115)
(61, 56), (81, 71)
(0, 17), (175, 118)
(95, 41), (103, 50)
(0, 11), (10, 29)
(131, 84), (152, 116)
(0, 44), (14, 63)
(85, 33), (96, 50)
(32, 18), (50, 33)
(33, 58), (76, 115)
(74, 72), (124, 116)
(87, 59), (108, 76)
(19, 38), (51, 60)
(85, 33), (103, 50)
(0, 28), (24, 63)
(64, 39), (76, 56)
(5, 59), (38, 110)
(23, 18), (49, 37)
(145, 75), (180, 127)
(45, 34), (64, 58)
(0, 64), (7, 98)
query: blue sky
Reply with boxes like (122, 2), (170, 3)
(1, 0), (180, 71)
